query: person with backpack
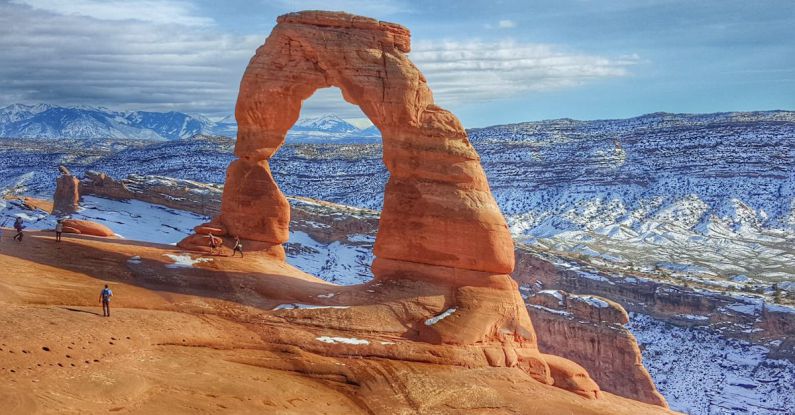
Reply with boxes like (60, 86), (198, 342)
(99, 284), (113, 317)
(55, 219), (64, 242)
(12, 217), (24, 242)
(231, 235), (244, 258)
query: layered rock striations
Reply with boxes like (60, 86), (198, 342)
(514, 247), (795, 361)
(527, 289), (667, 406)
(205, 11), (513, 277)
(80, 171), (222, 216)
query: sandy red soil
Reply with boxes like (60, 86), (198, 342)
(0, 230), (677, 414)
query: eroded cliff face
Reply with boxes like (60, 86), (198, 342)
(513, 247), (795, 361)
(36, 10), (681, 412)
(526, 290), (667, 406)
(80, 171), (222, 217)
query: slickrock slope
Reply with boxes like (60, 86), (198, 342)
(60, 219), (115, 237)
(0, 232), (677, 414)
(0, 11), (677, 414)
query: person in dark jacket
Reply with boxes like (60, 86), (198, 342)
(12, 217), (24, 242)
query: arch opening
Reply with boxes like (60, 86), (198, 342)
(274, 87), (386, 284)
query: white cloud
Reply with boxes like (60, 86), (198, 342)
(271, 0), (411, 17)
(0, 1), (254, 116)
(497, 19), (516, 29)
(410, 40), (640, 104)
(0, 1), (639, 119)
(11, 0), (213, 26)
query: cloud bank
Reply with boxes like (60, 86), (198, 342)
(0, 0), (638, 118)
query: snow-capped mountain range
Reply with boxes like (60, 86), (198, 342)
(0, 104), (379, 142)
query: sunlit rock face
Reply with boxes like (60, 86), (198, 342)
(219, 11), (514, 275)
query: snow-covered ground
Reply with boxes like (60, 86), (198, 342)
(0, 196), (208, 244)
(0, 196), (373, 285)
(285, 230), (374, 285)
(629, 313), (795, 415)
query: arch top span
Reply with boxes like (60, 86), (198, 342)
(217, 10), (515, 278)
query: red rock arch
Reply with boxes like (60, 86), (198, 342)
(221, 11), (514, 279)
(172, 12), (675, 404)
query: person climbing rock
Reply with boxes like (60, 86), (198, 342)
(55, 219), (64, 242)
(208, 233), (219, 255)
(231, 235), (244, 258)
(12, 217), (24, 242)
(99, 284), (113, 317)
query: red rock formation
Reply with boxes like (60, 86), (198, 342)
(81, 171), (222, 216)
(527, 290), (668, 407)
(172, 10), (673, 405)
(61, 219), (115, 237)
(203, 10), (513, 276)
(542, 353), (602, 399)
(53, 168), (80, 215)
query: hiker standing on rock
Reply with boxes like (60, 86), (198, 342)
(99, 284), (113, 317)
(55, 219), (64, 242)
(232, 235), (244, 258)
(12, 217), (24, 242)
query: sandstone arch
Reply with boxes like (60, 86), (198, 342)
(172, 12), (675, 407)
(219, 11), (514, 278)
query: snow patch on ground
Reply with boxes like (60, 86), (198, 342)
(573, 295), (610, 308)
(539, 289), (564, 302)
(285, 230), (374, 285)
(73, 196), (208, 244)
(424, 308), (457, 326)
(529, 304), (573, 317)
(315, 336), (369, 345)
(163, 254), (211, 269)
(272, 303), (349, 310)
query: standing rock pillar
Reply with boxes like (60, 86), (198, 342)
(53, 165), (80, 215)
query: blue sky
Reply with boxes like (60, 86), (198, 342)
(0, 0), (793, 127)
